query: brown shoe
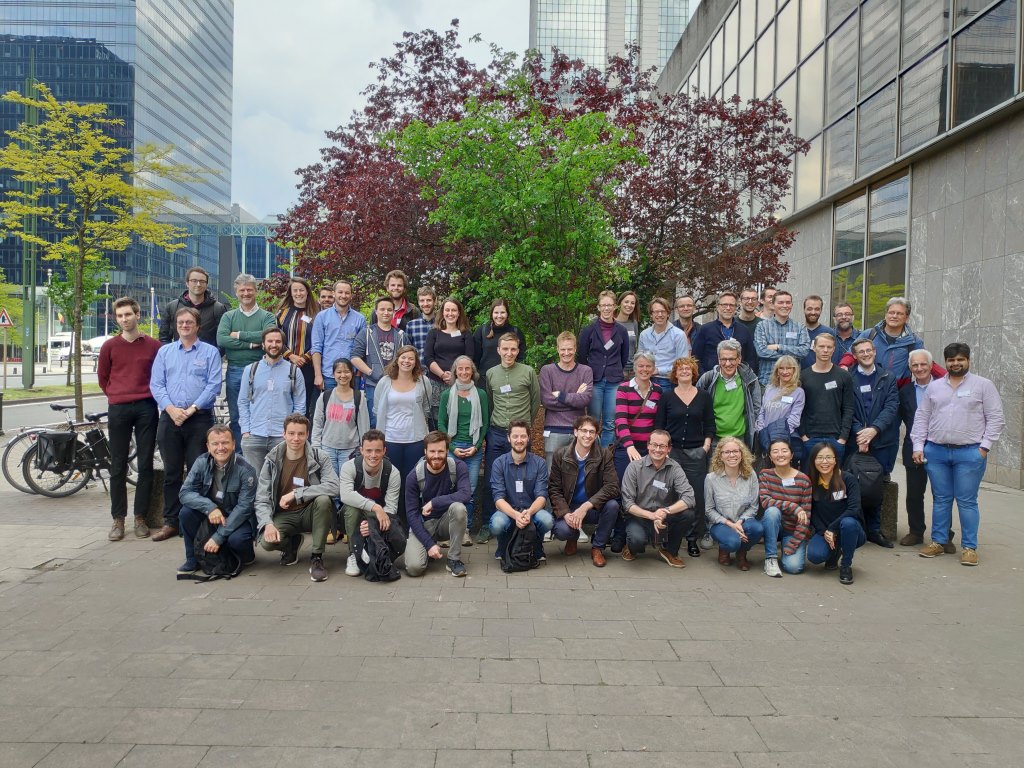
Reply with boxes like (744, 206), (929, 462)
(133, 516), (150, 538)
(591, 548), (606, 567)
(899, 532), (923, 546)
(736, 550), (750, 571)
(108, 518), (125, 542)
(718, 548), (731, 566)
(151, 525), (178, 542)
(621, 546), (635, 561)
(942, 541), (958, 554)
(564, 539), (578, 556)
(658, 549), (685, 568)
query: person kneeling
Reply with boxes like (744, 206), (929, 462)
(706, 437), (763, 571)
(489, 420), (554, 563)
(178, 425), (258, 576)
(255, 414), (339, 582)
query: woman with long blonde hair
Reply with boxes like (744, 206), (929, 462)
(705, 437), (761, 571)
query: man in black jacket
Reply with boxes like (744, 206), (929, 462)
(158, 267), (228, 348)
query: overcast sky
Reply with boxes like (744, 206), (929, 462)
(232, 1), (529, 220)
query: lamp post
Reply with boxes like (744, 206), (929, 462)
(45, 269), (52, 366)
(149, 286), (155, 335)
(103, 281), (110, 336)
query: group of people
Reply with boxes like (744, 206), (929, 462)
(95, 267), (1005, 584)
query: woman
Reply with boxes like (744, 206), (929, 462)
(472, 298), (526, 374)
(374, 345), (434, 524)
(276, 277), (319, 418)
(754, 355), (805, 466)
(437, 355), (490, 542)
(424, 298), (475, 427)
(612, 351), (663, 482)
(654, 356), (714, 557)
(578, 291), (629, 448)
(801, 441), (866, 585)
(705, 437), (761, 570)
(616, 290), (641, 378)
(758, 439), (813, 577)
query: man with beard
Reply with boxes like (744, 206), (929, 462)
(311, 279), (367, 394)
(370, 269), (420, 331)
(489, 420), (554, 562)
(831, 302), (859, 365)
(318, 285), (335, 311)
(158, 267), (227, 348)
(801, 295), (834, 369)
(673, 295), (702, 347)
(690, 291), (756, 376)
(754, 290), (810, 387)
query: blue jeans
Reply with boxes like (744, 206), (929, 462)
(924, 442), (986, 550)
(450, 440), (483, 529)
(322, 445), (354, 478)
(589, 379), (620, 448)
(801, 437), (846, 471)
(806, 517), (866, 568)
(179, 505), (256, 567)
(490, 509), (554, 559)
(364, 382), (377, 429)
(651, 376), (672, 390)
(710, 518), (765, 553)
(483, 427), (512, 520)
(780, 531), (810, 574)
(760, 506), (782, 558)
(240, 435), (282, 473)
(386, 440), (423, 527)
(322, 375), (337, 394)
(552, 499), (620, 549)
(225, 365), (245, 451)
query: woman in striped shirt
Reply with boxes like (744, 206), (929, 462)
(276, 277), (319, 419)
(612, 351), (663, 482)
(758, 439), (813, 577)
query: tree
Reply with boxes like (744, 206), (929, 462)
(0, 83), (204, 416)
(46, 260), (108, 385)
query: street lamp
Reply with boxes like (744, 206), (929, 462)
(149, 286), (155, 334)
(104, 281), (110, 336)
(45, 269), (52, 365)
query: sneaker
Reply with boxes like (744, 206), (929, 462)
(280, 534), (303, 566)
(698, 533), (714, 551)
(476, 528), (492, 544)
(764, 556), (782, 578)
(536, 551), (547, 564)
(133, 516), (150, 538)
(919, 542), (945, 558)
(839, 565), (854, 585)
(462, 531), (473, 547)
(326, 530), (337, 545)
(176, 560), (198, 576)
(578, 529), (589, 543)
(345, 553), (360, 576)
(658, 549), (686, 568)
(446, 559), (467, 577)
(108, 518), (125, 542)
(309, 554), (328, 582)
(621, 546), (635, 562)
(960, 548), (979, 566)
(942, 541), (958, 555)
(824, 550), (840, 570)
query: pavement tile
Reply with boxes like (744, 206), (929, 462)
(476, 714), (550, 749)
(512, 750), (588, 768)
(115, 745), (209, 768)
(0, 705), (62, 741)
(510, 683), (577, 714)
(35, 742), (132, 768)
(538, 659), (597, 685)
(354, 748), (437, 768)
(0, 742), (58, 768)
(452, 636), (510, 659)
(699, 686), (777, 716)
(591, 752), (741, 768)
(436, 748), (511, 768)
(480, 658), (539, 684)
(195, 746), (282, 767)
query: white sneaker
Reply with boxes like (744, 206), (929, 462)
(764, 556), (782, 578)
(578, 530), (589, 542)
(698, 533), (714, 551)
(345, 553), (360, 577)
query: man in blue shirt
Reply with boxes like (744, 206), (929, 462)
(690, 291), (757, 375)
(150, 307), (223, 541)
(831, 302), (859, 365)
(489, 420), (554, 562)
(310, 279), (367, 394)
(638, 296), (690, 389)
(801, 295), (834, 369)
(754, 290), (810, 387)
(239, 327), (306, 472)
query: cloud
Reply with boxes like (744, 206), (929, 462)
(232, 0), (528, 219)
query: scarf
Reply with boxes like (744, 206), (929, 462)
(446, 380), (483, 444)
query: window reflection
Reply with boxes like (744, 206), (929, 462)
(776, 0), (798, 83)
(825, 111), (856, 193)
(831, 264), (865, 328)
(899, 45), (948, 154)
(756, 23), (775, 98)
(800, 0), (825, 61)
(857, 81), (897, 178)
(859, 0), (899, 99)
(865, 251), (907, 326)
(827, 15), (857, 122)
(795, 136), (822, 210)
(869, 176), (909, 255)
(834, 193), (866, 266)
(902, 0), (949, 67)
(952, 0), (1017, 127)
(827, 0), (858, 33)
(798, 47), (824, 138)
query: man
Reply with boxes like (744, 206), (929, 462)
(842, 297), (924, 386)
(801, 295), (834, 369)
(318, 285), (335, 311)
(489, 420), (554, 562)
(339, 430), (407, 577)
(311, 279), (367, 393)
(352, 296), (408, 427)
(754, 290), (810, 387)
(831, 302), (859, 365)
(216, 274), (277, 447)
(799, 333), (855, 469)
(898, 349), (954, 549)
(735, 288), (762, 337)
(620, 429), (695, 566)
(150, 307), (222, 541)
(540, 331), (593, 468)
(673, 295), (701, 347)
(99, 297), (162, 541)
(256, 414), (339, 582)
(638, 297), (690, 389)
(404, 432), (472, 577)
(480, 333), (540, 542)
(158, 266), (227, 348)
(913, 343), (1005, 566)
(548, 415), (620, 567)
(177, 425), (258, 575)
(690, 291), (757, 376)
(759, 286), (777, 321)
(238, 327), (306, 471)
(849, 338), (900, 548)
(696, 339), (762, 452)
(370, 269), (419, 331)
(404, 286), (437, 358)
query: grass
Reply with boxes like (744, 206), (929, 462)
(0, 383), (103, 402)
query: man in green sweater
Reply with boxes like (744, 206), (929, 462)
(217, 273), (278, 449)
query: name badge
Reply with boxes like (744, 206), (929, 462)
(215, 490), (224, 499)
(267, 379), (275, 391)
(627, 330), (636, 338)
(645, 400), (657, 409)
(515, 480), (524, 493)
(781, 396), (794, 404)
(342, 402), (353, 410)
(603, 339), (615, 350)
(725, 380), (738, 391)
(824, 381), (838, 390)
(293, 477), (305, 487)
(543, 430), (551, 438)
(859, 384), (871, 393)
(786, 332), (797, 339)
(500, 384), (512, 394)
(450, 330), (461, 337)
(832, 490), (846, 500)
(301, 314), (312, 323)
(957, 389), (972, 398)
(652, 480), (667, 490)
(781, 477), (795, 487)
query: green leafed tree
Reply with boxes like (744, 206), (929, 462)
(0, 267), (24, 331)
(46, 260), (109, 385)
(0, 83), (205, 416)
(395, 76), (642, 365)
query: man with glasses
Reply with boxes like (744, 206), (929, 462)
(673, 295), (701, 347)
(638, 297), (690, 389)
(691, 291), (757, 376)
(735, 288), (762, 337)
(696, 339), (762, 452)
(831, 302), (859, 365)
(158, 266), (227, 348)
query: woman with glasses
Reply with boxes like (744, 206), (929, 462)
(801, 441), (866, 585)
(706, 437), (762, 570)
(754, 355), (805, 466)
(758, 439), (813, 577)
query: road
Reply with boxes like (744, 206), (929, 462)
(1, 394), (110, 432)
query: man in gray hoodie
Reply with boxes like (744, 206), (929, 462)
(352, 296), (408, 428)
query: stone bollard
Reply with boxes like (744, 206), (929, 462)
(880, 479), (899, 542)
(145, 468), (166, 530)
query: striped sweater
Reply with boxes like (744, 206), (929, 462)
(614, 379), (663, 449)
(758, 468), (813, 555)
(278, 306), (314, 362)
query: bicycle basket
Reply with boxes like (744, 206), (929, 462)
(34, 432), (78, 473)
(85, 428), (111, 469)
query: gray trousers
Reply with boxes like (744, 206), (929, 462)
(405, 502), (468, 576)
(544, 431), (575, 471)
(241, 435), (282, 473)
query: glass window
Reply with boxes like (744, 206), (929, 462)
(859, 0), (899, 99)
(700, 48), (711, 98)
(800, 0), (826, 61)
(710, 30), (723, 94)
(798, 47), (825, 138)
(796, 135), (823, 209)
(827, 0), (858, 33)
(826, 111), (857, 194)
(724, 5), (740, 76)
(834, 193), (866, 265)
(776, 1), (799, 82)
(776, 74), (797, 128)
(869, 176), (909, 255)
(857, 81), (897, 177)
(827, 15), (858, 122)
(831, 263), (865, 328)
(952, 1), (1018, 127)
(865, 250), (907, 325)
(954, 0), (993, 30)
(899, 45), (948, 154)
(738, 50), (755, 103)
(724, 69), (739, 100)
(758, 0), (777, 33)
(756, 23), (775, 98)
(740, 0), (757, 56)
(902, 0), (949, 68)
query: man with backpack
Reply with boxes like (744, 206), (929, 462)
(488, 420), (554, 566)
(404, 431), (472, 578)
(238, 327), (306, 471)
(338, 429), (407, 579)
(177, 425), (258, 577)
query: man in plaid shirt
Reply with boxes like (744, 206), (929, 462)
(753, 290), (810, 387)
(404, 286), (437, 358)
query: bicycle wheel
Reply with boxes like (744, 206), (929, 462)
(21, 443), (92, 498)
(1, 431), (42, 494)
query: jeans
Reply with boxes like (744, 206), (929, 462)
(405, 503), (467, 576)
(322, 375), (337, 395)
(298, 362), (318, 420)
(624, 512), (690, 557)
(671, 446), (708, 541)
(260, 496), (334, 555)
(589, 378), (620, 448)
(710, 518), (765, 553)
(651, 376), (672, 390)
(760, 506), (782, 558)
(386, 440), (424, 528)
(805, 517), (865, 568)
(322, 445), (355, 477)
(551, 499), (620, 549)
(225, 365), (245, 451)
(179, 505), (255, 566)
(157, 410), (214, 529)
(801, 437), (846, 472)
(482, 427), (512, 521)
(490, 508), (554, 559)
(240, 435), (282, 473)
(364, 383), (377, 429)
(106, 398), (158, 520)
(924, 442), (986, 550)
(612, 443), (647, 545)
(450, 441), (482, 529)
(543, 430), (574, 470)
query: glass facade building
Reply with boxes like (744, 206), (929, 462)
(0, 0), (233, 336)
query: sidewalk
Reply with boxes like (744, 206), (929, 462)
(0, 469), (1020, 767)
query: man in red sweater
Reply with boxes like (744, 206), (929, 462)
(98, 297), (162, 541)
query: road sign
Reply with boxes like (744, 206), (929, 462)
(0, 307), (12, 328)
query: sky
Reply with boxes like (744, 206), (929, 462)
(232, 0), (529, 220)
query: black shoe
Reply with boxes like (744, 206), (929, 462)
(309, 553), (328, 582)
(609, 538), (625, 554)
(686, 539), (700, 557)
(839, 565), (854, 585)
(280, 534), (303, 566)
(867, 531), (894, 548)
(824, 550), (840, 570)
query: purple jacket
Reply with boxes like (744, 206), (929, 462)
(578, 319), (630, 382)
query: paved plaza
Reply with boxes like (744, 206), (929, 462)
(0, 466), (1021, 768)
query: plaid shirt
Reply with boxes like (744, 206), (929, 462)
(405, 316), (434, 358)
(753, 317), (810, 386)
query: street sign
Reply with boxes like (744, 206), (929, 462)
(0, 307), (12, 328)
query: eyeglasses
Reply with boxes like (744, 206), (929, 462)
(718, 303), (737, 309)
(187, 278), (208, 285)
(721, 450), (741, 456)
(648, 443), (669, 450)
(816, 456), (837, 463)
(576, 428), (597, 435)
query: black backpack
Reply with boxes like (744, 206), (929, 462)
(501, 523), (539, 573)
(845, 452), (884, 509)
(178, 519), (242, 582)
(357, 524), (401, 582)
